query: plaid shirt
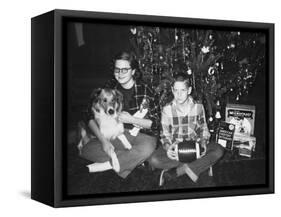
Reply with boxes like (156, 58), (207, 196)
(86, 79), (160, 136)
(160, 97), (210, 148)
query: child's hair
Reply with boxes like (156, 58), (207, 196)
(172, 73), (191, 89)
(112, 51), (141, 80)
(162, 73), (192, 106)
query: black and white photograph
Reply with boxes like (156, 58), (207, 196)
(2, 0), (281, 215)
(60, 12), (273, 201)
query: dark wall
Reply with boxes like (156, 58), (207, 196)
(67, 22), (131, 125)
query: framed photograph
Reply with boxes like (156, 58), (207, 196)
(31, 9), (274, 207)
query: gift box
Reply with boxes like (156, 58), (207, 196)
(216, 121), (236, 150)
(233, 132), (256, 152)
(225, 104), (256, 157)
(233, 137), (256, 158)
(238, 144), (253, 158)
(225, 104), (255, 136)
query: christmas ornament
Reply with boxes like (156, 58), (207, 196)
(215, 100), (221, 119)
(215, 111), (221, 119)
(208, 67), (215, 75)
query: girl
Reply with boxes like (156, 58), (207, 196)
(80, 51), (159, 179)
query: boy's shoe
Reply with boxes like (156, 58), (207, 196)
(159, 168), (177, 186)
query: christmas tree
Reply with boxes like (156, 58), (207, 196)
(129, 26), (266, 121)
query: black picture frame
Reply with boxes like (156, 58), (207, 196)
(31, 9), (274, 207)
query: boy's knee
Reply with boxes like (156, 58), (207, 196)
(141, 141), (156, 158)
(140, 135), (157, 153)
(213, 143), (225, 159)
(148, 154), (161, 168)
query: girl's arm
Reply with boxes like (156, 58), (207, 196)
(118, 112), (152, 129)
(118, 84), (160, 133)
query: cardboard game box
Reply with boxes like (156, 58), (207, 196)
(225, 104), (256, 157)
(216, 121), (236, 150)
(225, 104), (255, 136)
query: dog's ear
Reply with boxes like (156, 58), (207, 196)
(90, 88), (102, 103)
(89, 88), (102, 113)
(114, 89), (123, 112)
(92, 103), (100, 113)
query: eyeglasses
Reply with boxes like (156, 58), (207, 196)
(114, 67), (131, 75)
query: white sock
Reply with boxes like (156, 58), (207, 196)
(109, 150), (121, 173)
(87, 161), (112, 173)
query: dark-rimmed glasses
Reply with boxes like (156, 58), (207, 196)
(114, 67), (131, 75)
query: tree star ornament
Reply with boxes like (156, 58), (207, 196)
(201, 46), (210, 54)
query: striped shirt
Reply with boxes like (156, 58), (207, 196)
(160, 97), (210, 148)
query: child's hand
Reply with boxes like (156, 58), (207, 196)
(167, 143), (179, 161)
(200, 140), (208, 156)
(118, 111), (135, 124)
(163, 143), (171, 151)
